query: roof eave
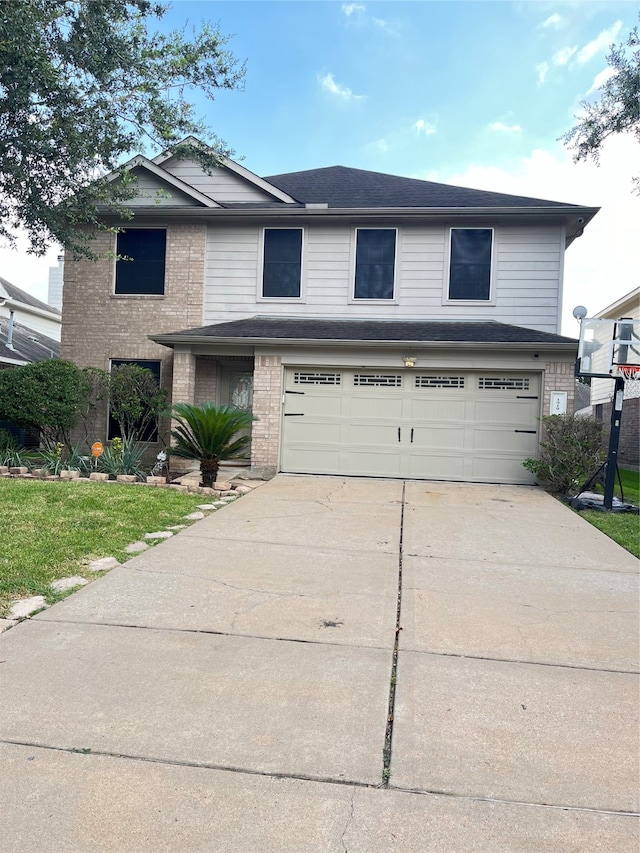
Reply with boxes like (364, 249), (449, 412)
(104, 204), (599, 218)
(149, 333), (577, 351)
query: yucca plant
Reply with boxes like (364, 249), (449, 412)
(98, 436), (148, 479)
(169, 403), (256, 488)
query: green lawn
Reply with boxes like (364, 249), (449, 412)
(0, 479), (215, 616)
(580, 468), (640, 559)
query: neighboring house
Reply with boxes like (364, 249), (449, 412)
(47, 255), (65, 312)
(61, 140), (598, 484)
(589, 287), (640, 468)
(0, 276), (62, 342)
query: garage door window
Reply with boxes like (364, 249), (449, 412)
(354, 229), (396, 300)
(354, 373), (402, 387)
(479, 376), (530, 390)
(415, 375), (465, 388)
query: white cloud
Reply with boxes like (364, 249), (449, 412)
(586, 67), (617, 95)
(541, 13), (564, 30)
(370, 138), (390, 153)
(536, 61), (550, 85)
(442, 134), (640, 334)
(553, 45), (577, 66)
(576, 21), (623, 65)
(415, 119), (437, 137)
(319, 72), (365, 102)
(341, 3), (365, 17)
(489, 122), (522, 133)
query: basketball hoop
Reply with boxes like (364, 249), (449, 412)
(618, 365), (640, 382)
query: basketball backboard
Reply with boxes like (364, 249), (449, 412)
(577, 318), (640, 378)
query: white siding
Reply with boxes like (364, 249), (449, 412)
(128, 170), (197, 206)
(162, 158), (277, 203)
(204, 222), (564, 333)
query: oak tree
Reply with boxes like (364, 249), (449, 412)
(562, 15), (640, 191)
(0, 0), (244, 256)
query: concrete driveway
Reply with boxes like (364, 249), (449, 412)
(0, 476), (637, 851)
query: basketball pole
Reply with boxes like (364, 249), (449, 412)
(603, 376), (625, 511)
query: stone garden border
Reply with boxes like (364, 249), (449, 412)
(0, 466), (261, 498)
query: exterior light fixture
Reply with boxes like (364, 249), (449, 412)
(403, 356), (416, 368)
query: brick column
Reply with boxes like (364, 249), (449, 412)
(251, 354), (282, 472)
(172, 351), (197, 408)
(543, 361), (576, 415)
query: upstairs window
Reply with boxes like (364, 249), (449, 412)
(115, 229), (166, 295)
(354, 229), (396, 300)
(448, 228), (492, 301)
(262, 228), (302, 298)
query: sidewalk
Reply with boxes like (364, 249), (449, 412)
(0, 476), (637, 851)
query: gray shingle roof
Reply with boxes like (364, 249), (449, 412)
(0, 277), (60, 315)
(0, 318), (60, 364)
(155, 317), (576, 346)
(262, 166), (580, 210)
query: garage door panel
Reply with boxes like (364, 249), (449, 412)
(471, 455), (537, 485)
(473, 400), (540, 424)
(284, 447), (342, 474)
(411, 426), (467, 450)
(344, 422), (402, 447)
(406, 399), (467, 420)
(473, 427), (539, 453)
(403, 451), (466, 479)
(343, 449), (404, 477)
(286, 395), (344, 417)
(350, 396), (404, 419)
(284, 420), (343, 442)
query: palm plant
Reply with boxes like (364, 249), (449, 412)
(169, 403), (256, 488)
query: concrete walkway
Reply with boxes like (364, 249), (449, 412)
(0, 476), (638, 851)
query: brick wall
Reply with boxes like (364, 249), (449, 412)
(61, 224), (206, 445)
(251, 354), (282, 470)
(194, 356), (219, 405)
(596, 397), (640, 469)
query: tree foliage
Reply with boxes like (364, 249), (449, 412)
(108, 363), (167, 442)
(0, 359), (91, 445)
(0, 0), (244, 255)
(561, 15), (640, 191)
(169, 403), (255, 487)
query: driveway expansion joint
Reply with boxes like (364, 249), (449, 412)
(4, 738), (637, 818)
(32, 616), (393, 652)
(382, 481), (405, 786)
(400, 647), (640, 676)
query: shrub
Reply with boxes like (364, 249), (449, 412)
(0, 359), (90, 445)
(523, 414), (605, 494)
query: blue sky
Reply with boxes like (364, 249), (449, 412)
(3, 0), (639, 333)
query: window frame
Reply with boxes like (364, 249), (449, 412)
(350, 227), (398, 303)
(257, 226), (305, 301)
(113, 227), (167, 297)
(107, 358), (162, 442)
(444, 227), (495, 304)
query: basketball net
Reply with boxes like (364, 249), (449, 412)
(617, 365), (640, 382)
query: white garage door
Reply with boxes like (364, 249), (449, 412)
(280, 368), (541, 484)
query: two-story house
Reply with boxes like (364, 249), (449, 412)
(61, 141), (598, 484)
